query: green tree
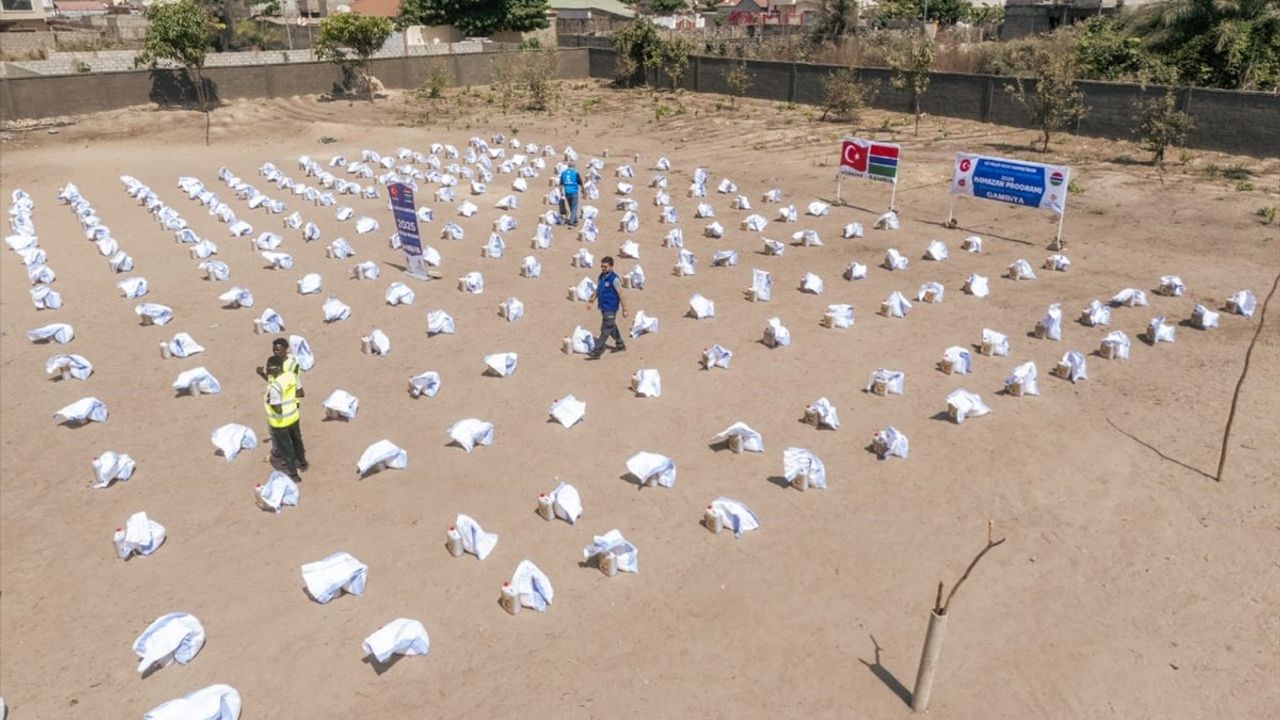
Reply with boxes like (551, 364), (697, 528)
(1073, 16), (1154, 81)
(1006, 49), (1089, 152)
(821, 67), (877, 124)
(315, 13), (394, 102)
(611, 18), (664, 86)
(810, 0), (859, 45)
(660, 34), (694, 90)
(136, 0), (221, 144)
(1137, 88), (1195, 166)
(396, 0), (550, 36)
(726, 59), (752, 108)
(888, 32), (935, 135)
(872, 0), (972, 25)
(1130, 0), (1280, 90)
(650, 0), (687, 13)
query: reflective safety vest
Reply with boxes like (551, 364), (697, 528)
(282, 355), (300, 375)
(265, 371), (300, 428)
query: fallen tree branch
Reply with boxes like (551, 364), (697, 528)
(1217, 268), (1280, 481)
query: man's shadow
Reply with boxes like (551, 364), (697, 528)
(858, 634), (913, 707)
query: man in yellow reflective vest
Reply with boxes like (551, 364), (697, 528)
(264, 355), (308, 480)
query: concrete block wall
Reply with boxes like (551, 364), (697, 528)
(0, 48), (592, 120)
(578, 46), (1279, 157)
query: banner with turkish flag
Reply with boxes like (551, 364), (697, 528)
(839, 138), (901, 185)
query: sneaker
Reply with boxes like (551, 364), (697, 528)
(585, 351), (603, 360)
(611, 343), (627, 353)
(298, 462), (310, 472)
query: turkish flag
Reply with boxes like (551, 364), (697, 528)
(842, 141), (868, 172)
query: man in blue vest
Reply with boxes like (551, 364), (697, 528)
(587, 256), (628, 359)
(559, 159), (582, 227)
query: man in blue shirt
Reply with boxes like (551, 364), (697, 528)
(559, 159), (582, 227)
(587, 256), (627, 359)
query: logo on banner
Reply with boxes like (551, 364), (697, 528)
(839, 138), (901, 184)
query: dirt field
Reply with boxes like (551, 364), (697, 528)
(1, 83), (1277, 720)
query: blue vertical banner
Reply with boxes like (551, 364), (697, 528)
(388, 182), (428, 279)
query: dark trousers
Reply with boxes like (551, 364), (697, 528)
(565, 192), (580, 225)
(595, 311), (623, 352)
(270, 421), (306, 474)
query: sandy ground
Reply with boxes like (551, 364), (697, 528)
(1, 83), (1278, 720)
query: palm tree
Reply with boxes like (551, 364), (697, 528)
(1129, 0), (1280, 90)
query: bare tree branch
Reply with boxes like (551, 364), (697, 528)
(937, 521), (1007, 615)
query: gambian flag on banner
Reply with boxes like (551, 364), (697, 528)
(838, 137), (901, 185)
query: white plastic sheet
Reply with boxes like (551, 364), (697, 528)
(356, 217), (379, 234)
(459, 271), (484, 294)
(297, 273), (322, 295)
(302, 551), (367, 603)
(1229, 289), (1257, 317)
(804, 398), (840, 429)
(626, 451), (675, 488)
(143, 684), (240, 720)
(219, 286), (254, 308)
(964, 274), (989, 298)
(1005, 361), (1040, 396)
(924, 240), (948, 261)
(874, 210), (900, 230)
(704, 221), (724, 238)
(946, 389), (991, 424)
(981, 328), (1010, 356)
(211, 423), (256, 461)
(778, 204), (797, 222)
(114, 511), (165, 558)
(134, 612), (205, 674)
(363, 619), (429, 664)
(674, 249), (696, 276)
(702, 343), (732, 370)
(873, 426), (909, 459)
(47, 353), (93, 380)
(844, 261), (867, 280)
(630, 311), (658, 338)
(484, 352), (519, 377)
(764, 239), (786, 256)
(631, 368), (662, 397)
(783, 447), (827, 489)
(352, 260), (380, 280)
(794, 229), (822, 246)
(1110, 288), (1148, 307)
(750, 268), (773, 301)
(625, 265), (645, 289)
(198, 260), (229, 281)
(455, 513), (499, 560)
(1081, 300), (1110, 326)
(92, 451), (135, 488)
(510, 560), (554, 611)
(842, 222), (865, 239)
(917, 281), (944, 303)
(1008, 259), (1036, 280)
(426, 309), (455, 335)
(1037, 303), (1063, 340)
(323, 296), (352, 323)
(521, 255), (542, 278)
(742, 214), (767, 231)
(866, 368), (905, 396)
(136, 303), (174, 326)
(1158, 275), (1185, 296)
(708, 497), (759, 538)
(30, 284), (62, 310)
(549, 395), (586, 428)
(255, 471), (299, 513)
(172, 367), (221, 395)
(882, 291), (911, 318)
(764, 317), (790, 347)
(117, 277), (148, 299)
(1044, 254), (1071, 272)
(262, 251), (293, 269)
(806, 200), (830, 216)
(385, 282), (415, 306)
(289, 335), (314, 371)
(689, 294), (715, 319)
(583, 530), (639, 574)
(941, 346), (972, 374)
(1056, 351), (1088, 383)
(55, 396), (107, 424)
(1148, 316), (1176, 344)
(884, 249), (908, 271)
(447, 418), (494, 452)
(1191, 304), (1220, 329)
(27, 323), (74, 344)
(323, 389), (359, 419)
(824, 304), (854, 329)
(363, 328), (390, 355)
(409, 371), (441, 398)
(1101, 330), (1131, 359)
(711, 422), (763, 453)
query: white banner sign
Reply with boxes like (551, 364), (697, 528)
(949, 153), (1070, 216)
